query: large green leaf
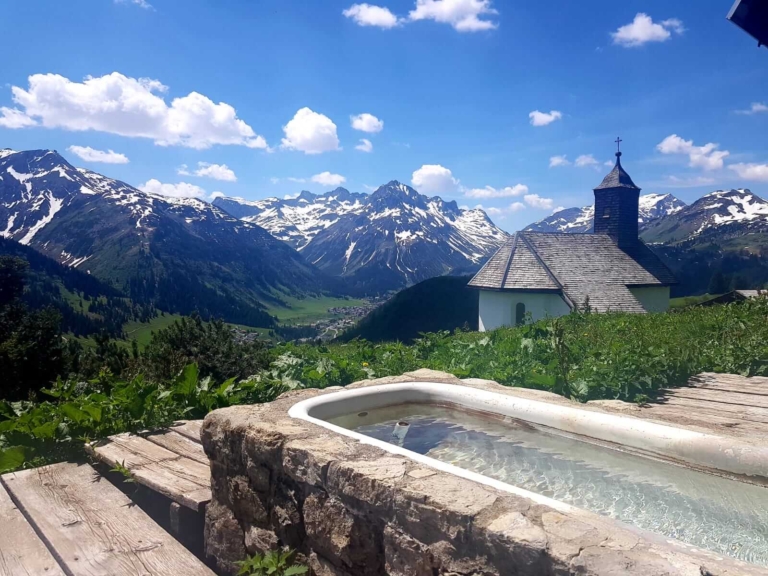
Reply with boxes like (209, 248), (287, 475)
(31, 420), (59, 439)
(173, 364), (199, 397)
(0, 446), (25, 473)
(60, 403), (91, 425)
(0, 401), (15, 419)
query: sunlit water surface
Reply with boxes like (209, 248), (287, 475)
(328, 404), (768, 566)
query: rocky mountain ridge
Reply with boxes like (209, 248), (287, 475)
(215, 181), (509, 292)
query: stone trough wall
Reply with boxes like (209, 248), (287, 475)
(201, 369), (765, 576)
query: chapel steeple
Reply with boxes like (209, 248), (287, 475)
(593, 138), (641, 248)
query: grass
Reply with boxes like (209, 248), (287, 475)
(670, 293), (721, 308)
(2, 297), (767, 473)
(266, 295), (367, 324)
(123, 316), (275, 348)
(123, 313), (185, 347)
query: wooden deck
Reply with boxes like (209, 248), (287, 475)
(0, 461), (214, 576)
(85, 420), (210, 512)
(596, 372), (768, 441)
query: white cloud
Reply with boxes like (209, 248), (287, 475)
(552, 206), (566, 214)
(281, 107), (340, 154)
(287, 177), (308, 183)
(210, 191), (225, 200)
(3, 72), (267, 150)
(194, 162), (237, 182)
(464, 184), (528, 199)
(67, 145), (129, 164)
(363, 184), (377, 192)
(408, 0), (498, 32)
(270, 177), (280, 184)
(656, 134), (729, 171)
(355, 138), (374, 152)
(549, 155), (570, 167)
(350, 113), (384, 133)
(178, 162), (236, 181)
(342, 3), (401, 28)
(139, 179), (206, 198)
(283, 192), (301, 200)
(612, 13), (684, 47)
(729, 163), (768, 182)
(0, 107), (38, 129)
(575, 154), (598, 168)
(311, 172), (346, 186)
(524, 194), (554, 210)
(484, 202), (525, 219)
(735, 102), (768, 115)
(662, 175), (717, 188)
(604, 160), (614, 167)
(411, 164), (459, 194)
(115, 0), (153, 9)
(529, 110), (562, 127)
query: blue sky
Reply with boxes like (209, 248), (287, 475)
(1, 0), (767, 231)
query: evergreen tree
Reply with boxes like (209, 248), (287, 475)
(0, 257), (64, 399)
(708, 271), (729, 295)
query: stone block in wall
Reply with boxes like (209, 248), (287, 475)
(303, 491), (383, 573)
(283, 435), (357, 488)
(325, 456), (408, 517)
(383, 525), (436, 576)
(394, 472), (498, 546)
(204, 500), (247, 575)
(270, 480), (305, 549)
(244, 525), (279, 556)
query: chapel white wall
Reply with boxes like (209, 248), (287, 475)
(629, 286), (670, 313)
(478, 290), (571, 332)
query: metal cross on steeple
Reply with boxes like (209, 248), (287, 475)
(615, 137), (622, 153)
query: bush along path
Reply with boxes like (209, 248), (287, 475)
(1, 297), (767, 473)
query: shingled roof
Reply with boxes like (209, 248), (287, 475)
(594, 153), (639, 190)
(468, 231), (677, 312)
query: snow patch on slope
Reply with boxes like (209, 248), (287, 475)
(19, 193), (63, 244)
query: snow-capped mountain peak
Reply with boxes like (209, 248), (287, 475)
(214, 180), (509, 291)
(525, 193), (686, 234)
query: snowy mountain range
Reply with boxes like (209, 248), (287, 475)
(213, 188), (368, 250)
(525, 193), (687, 234)
(0, 148), (334, 326)
(642, 189), (768, 246)
(214, 181), (509, 292)
(523, 187), (768, 250)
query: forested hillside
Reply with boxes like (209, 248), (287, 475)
(339, 275), (477, 343)
(0, 238), (148, 337)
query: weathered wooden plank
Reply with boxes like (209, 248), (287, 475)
(88, 434), (210, 510)
(2, 462), (215, 576)
(667, 387), (768, 409)
(657, 396), (768, 424)
(691, 373), (768, 396)
(171, 420), (203, 443)
(131, 459), (211, 511)
(0, 479), (66, 576)
(145, 430), (208, 464)
(86, 432), (181, 468)
(639, 405), (766, 437)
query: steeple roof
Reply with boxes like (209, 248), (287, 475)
(594, 152), (640, 191)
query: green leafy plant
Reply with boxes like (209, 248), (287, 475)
(109, 459), (135, 483)
(237, 549), (308, 576)
(2, 296), (768, 474)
